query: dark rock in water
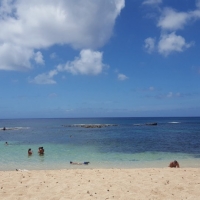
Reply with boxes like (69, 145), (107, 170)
(133, 124), (143, 126)
(145, 123), (157, 126)
(63, 124), (118, 128)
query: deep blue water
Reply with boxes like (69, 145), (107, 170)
(0, 117), (200, 170)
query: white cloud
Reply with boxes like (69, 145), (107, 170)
(196, 0), (200, 9)
(167, 92), (173, 98)
(0, 0), (125, 71)
(50, 53), (57, 59)
(30, 69), (58, 84)
(0, 0), (15, 19)
(158, 5), (200, 31)
(34, 51), (44, 65)
(158, 32), (193, 56)
(144, 33), (193, 56)
(144, 37), (155, 53)
(157, 8), (191, 31)
(31, 49), (107, 84)
(142, 0), (162, 5)
(144, 2), (200, 56)
(191, 9), (200, 18)
(118, 73), (128, 81)
(154, 91), (182, 99)
(57, 49), (107, 75)
(149, 86), (155, 91)
(0, 43), (33, 71)
(166, 92), (181, 98)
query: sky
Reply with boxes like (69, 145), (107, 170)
(0, 0), (200, 119)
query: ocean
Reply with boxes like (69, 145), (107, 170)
(0, 117), (200, 171)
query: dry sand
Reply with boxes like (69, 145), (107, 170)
(0, 168), (200, 200)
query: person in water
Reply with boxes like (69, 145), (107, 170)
(28, 148), (32, 155)
(70, 161), (90, 165)
(168, 160), (180, 168)
(38, 147), (44, 155)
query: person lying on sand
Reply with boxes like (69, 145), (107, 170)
(169, 160), (180, 168)
(70, 161), (90, 165)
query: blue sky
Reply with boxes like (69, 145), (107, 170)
(0, 0), (200, 118)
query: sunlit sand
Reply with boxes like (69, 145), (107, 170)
(0, 168), (200, 199)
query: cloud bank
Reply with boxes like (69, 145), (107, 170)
(0, 0), (125, 71)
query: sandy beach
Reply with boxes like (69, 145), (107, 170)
(0, 168), (200, 200)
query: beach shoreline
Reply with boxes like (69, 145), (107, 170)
(1, 157), (200, 171)
(0, 168), (200, 199)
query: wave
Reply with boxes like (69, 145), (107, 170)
(168, 122), (180, 124)
(0, 127), (30, 131)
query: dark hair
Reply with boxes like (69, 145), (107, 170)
(174, 160), (177, 163)
(28, 148), (31, 151)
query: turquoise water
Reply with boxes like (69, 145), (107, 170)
(0, 117), (200, 170)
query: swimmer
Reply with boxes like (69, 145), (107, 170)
(28, 148), (33, 155)
(38, 147), (44, 155)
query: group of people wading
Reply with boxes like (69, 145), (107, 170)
(28, 147), (44, 156)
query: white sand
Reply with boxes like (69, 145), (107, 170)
(0, 168), (200, 199)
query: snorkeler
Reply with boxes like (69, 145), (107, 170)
(70, 161), (90, 165)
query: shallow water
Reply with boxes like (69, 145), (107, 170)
(0, 117), (200, 170)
